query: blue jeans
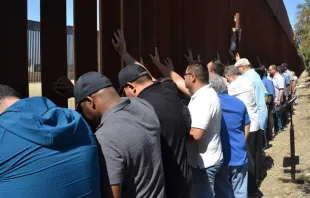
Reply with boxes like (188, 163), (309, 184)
(273, 106), (283, 132)
(191, 160), (223, 198)
(215, 164), (248, 198)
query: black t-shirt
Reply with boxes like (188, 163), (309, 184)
(138, 81), (192, 198)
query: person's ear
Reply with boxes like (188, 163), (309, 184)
(127, 82), (136, 94)
(85, 96), (96, 110)
(191, 75), (196, 83)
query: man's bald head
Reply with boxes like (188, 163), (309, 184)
(268, 64), (278, 77)
(79, 86), (121, 123)
(0, 85), (21, 114)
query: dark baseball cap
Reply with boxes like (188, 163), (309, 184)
(118, 64), (149, 93)
(74, 72), (113, 109)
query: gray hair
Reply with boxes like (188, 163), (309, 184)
(209, 74), (228, 94)
(224, 65), (240, 77)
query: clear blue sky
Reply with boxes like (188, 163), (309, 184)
(28, 0), (304, 28)
(283, 0), (305, 27)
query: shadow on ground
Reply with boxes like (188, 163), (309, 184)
(278, 168), (310, 196)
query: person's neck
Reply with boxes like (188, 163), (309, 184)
(243, 67), (251, 73)
(136, 81), (154, 95)
(191, 82), (208, 95)
(0, 97), (19, 114)
(99, 97), (122, 117)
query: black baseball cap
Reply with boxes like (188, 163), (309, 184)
(118, 64), (149, 93)
(74, 72), (113, 109)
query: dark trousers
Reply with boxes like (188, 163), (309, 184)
(266, 103), (274, 141)
(247, 130), (264, 194)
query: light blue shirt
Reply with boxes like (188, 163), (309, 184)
(243, 69), (268, 130)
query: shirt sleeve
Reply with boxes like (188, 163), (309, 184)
(96, 132), (125, 185)
(190, 95), (213, 130)
(244, 108), (251, 125)
(289, 72), (294, 81)
(278, 76), (285, 89)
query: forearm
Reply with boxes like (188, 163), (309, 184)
(244, 125), (250, 140)
(154, 62), (171, 78)
(111, 185), (121, 198)
(278, 90), (284, 102)
(120, 52), (156, 81)
(155, 62), (191, 97)
(288, 83), (292, 95)
(266, 96), (272, 104)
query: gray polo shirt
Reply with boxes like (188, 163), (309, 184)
(96, 98), (165, 198)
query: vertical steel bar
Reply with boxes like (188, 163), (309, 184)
(290, 102), (296, 181)
(73, 0), (98, 80)
(140, 0), (157, 76)
(0, 1), (28, 97)
(123, 0), (140, 63)
(40, 0), (68, 107)
(98, 0), (121, 88)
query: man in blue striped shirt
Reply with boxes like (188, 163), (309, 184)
(235, 58), (268, 196)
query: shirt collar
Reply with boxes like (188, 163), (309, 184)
(272, 72), (280, 79)
(191, 84), (211, 99)
(97, 98), (132, 130)
(137, 82), (160, 98)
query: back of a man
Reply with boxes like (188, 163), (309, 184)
(118, 64), (191, 197)
(242, 68), (268, 130)
(227, 75), (260, 133)
(96, 97), (165, 198)
(138, 81), (191, 197)
(0, 92), (101, 197)
(215, 93), (250, 198)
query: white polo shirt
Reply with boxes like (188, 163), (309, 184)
(270, 73), (285, 102)
(228, 76), (260, 132)
(187, 84), (223, 169)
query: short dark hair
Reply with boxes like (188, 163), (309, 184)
(0, 84), (21, 102)
(278, 65), (286, 74)
(134, 74), (152, 85)
(254, 67), (266, 79)
(211, 61), (225, 76)
(281, 63), (288, 70)
(187, 61), (209, 83)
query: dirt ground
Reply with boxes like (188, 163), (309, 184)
(260, 72), (310, 198)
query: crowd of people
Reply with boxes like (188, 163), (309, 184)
(0, 30), (298, 198)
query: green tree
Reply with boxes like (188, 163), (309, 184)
(295, 0), (310, 68)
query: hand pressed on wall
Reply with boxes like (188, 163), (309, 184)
(235, 53), (241, 61)
(149, 47), (161, 66)
(184, 49), (194, 63)
(53, 76), (74, 99)
(112, 30), (127, 56)
(164, 58), (174, 71)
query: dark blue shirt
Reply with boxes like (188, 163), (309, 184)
(218, 93), (250, 166)
(262, 76), (275, 97)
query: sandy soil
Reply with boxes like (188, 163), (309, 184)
(260, 73), (310, 198)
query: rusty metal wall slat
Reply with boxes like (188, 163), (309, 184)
(40, 0), (68, 107)
(170, 0), (186, 74)
(73, 0), (98, 80)
(0, 1), (28, 97)
(141, 0), (159, 77)
(99, 0), (121, 88)
(156, 0), (172, 63)
(123, 0), (140, 62)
